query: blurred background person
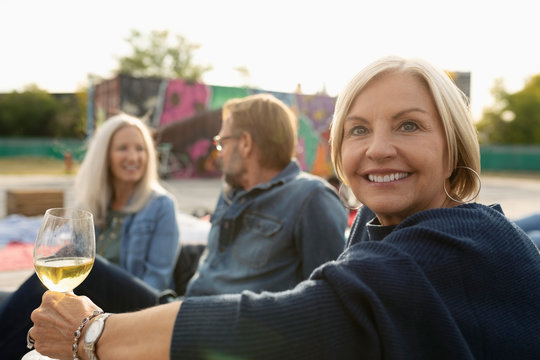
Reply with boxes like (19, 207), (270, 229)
(73, 113), (180, 291)
(184, 93), (348, 296)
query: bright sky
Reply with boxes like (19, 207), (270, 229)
(1, 0), (538, 120)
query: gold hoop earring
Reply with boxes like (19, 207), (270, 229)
(338, 183), (363, 210)
(444, 166), (482, 204)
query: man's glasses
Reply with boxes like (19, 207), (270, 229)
(213, 134), (239, 151)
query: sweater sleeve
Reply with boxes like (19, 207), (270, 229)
(171, 204), (540, 360)
(170, 241), (477, 360)
(170, 279), (369, 360)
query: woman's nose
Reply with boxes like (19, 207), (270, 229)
(365, 131), (396, 161)
(126, 148), (139, 160)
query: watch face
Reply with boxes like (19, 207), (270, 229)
(85, 319), (103, 342)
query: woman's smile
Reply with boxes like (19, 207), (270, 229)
(341, 71), (452, 225)
(366, 172), (410, 183)
(109, 126), (148, 186)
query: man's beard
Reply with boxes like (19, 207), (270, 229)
(222, 148), (247, 189)
(224, 173), (242, 189)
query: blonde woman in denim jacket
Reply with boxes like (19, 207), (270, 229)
(5, 113), (180, 292)
(74, 113), (180, 291)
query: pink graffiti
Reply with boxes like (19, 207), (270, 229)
(189, 138), (211, 160)
(160, 80), (210, 125)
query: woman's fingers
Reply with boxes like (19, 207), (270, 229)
(26, 327), (35, 349)
(30, 291), (103, 360)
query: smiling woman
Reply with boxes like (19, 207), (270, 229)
(0, 114), (183, 359)
(71, 113), (180, 289)
(106, 125), (149, 208)
(340, 72), (458, 225)
(10, 115), (180, 290)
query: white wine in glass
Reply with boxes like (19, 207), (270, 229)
(33, 208), (95, 292)
(24, 208), (96, 360)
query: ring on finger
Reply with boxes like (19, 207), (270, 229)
(26, 328), (35, 349)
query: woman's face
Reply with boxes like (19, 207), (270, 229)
(341, 72), (453, 226)
(108, 125), (148, 186)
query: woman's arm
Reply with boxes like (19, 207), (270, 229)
(95, 300), (180, 360)
(143, 194), (180, 289)
(30, 291), (181, 360)
(127, 193), (180, 291)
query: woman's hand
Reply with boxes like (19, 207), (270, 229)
(30, 291), (102, 360)
(29, 291), (181, 360)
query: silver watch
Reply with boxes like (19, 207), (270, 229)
(83, 313), (111, 360)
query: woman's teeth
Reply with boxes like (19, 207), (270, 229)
(368, 172), (408, 183)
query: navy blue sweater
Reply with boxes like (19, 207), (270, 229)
(172, 203), (540, 359)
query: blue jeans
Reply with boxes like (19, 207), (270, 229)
(0, 255), (161, 360)
(514, 213), (540, 249)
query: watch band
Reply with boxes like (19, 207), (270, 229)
(84, 312), (112, 360)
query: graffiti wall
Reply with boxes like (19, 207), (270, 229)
(92, 71), (470, 178)
(95, 71), (470, 177)
(92, 75), (337, 179)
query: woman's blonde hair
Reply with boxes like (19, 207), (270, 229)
(330, 56), (481, 202)
(222, 94), (297, 170)
(74, 113), (163, 227)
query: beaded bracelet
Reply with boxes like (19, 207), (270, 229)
(72, 309), (104, 360)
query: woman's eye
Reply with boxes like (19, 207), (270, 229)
(400, 121), (418, 132)
(349, 126), (368, 136)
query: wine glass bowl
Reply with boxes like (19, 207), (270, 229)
(24, 208), (96, 360)
(33, 208), (95, 293)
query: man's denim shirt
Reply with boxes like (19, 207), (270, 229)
(186, 160), (347, 296)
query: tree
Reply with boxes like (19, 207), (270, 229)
(50, 91), (87, 137)
(0, 85), (57, 137)
(0, 85), (86, 138)
(477, 75), (540, 144)
(116, 29), (212, 82)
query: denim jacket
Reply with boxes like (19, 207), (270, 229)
(111, 190), (180, 291)
(186, 160), (347, 296)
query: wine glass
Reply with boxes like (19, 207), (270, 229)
(24, 208), (96, 360)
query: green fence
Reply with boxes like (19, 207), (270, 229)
(480, 145), (540, 172)
(0, 138), (87, 162)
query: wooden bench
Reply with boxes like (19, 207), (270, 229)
(6, 189), (64, 217)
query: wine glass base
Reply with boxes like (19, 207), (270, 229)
(22, 349), (57, 360)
